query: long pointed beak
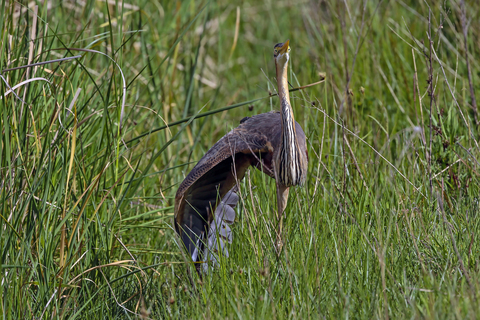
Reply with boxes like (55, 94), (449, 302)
(278, 40), (290, 54)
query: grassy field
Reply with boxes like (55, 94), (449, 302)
(1, 0), (480, 318)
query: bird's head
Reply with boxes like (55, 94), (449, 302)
(274, 40), (290, 67)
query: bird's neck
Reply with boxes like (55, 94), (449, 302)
(275, 57), (302, 187)
(276, 61), (291, 109)
(276, 58), (295, 134)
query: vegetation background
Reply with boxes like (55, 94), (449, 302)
(1, 0), (479, 318)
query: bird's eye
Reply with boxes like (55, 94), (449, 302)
(288, 47), (291, 52)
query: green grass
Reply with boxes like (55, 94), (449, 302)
(1, 0), (480, 318)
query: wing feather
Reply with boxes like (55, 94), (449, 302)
(174, 124), (273, 262)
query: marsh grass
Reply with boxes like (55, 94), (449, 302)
(1, 0), (480, 318)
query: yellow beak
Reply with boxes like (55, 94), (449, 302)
(278, 40), (290, 54)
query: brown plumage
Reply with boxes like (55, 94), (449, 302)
(174, 40), (308, 270)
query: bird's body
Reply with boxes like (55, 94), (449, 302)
(174, 41), (308, 270)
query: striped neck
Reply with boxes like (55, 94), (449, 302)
(275, 54), (294, 135)
(275, 54), (304, 187)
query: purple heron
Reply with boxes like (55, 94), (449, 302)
(174, 40), (308, 272)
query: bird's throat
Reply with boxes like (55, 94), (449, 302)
(276, 60), (291, 112)
(276, 58), (295, 129)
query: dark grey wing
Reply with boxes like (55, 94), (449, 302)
(174, 123), (274, 265)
